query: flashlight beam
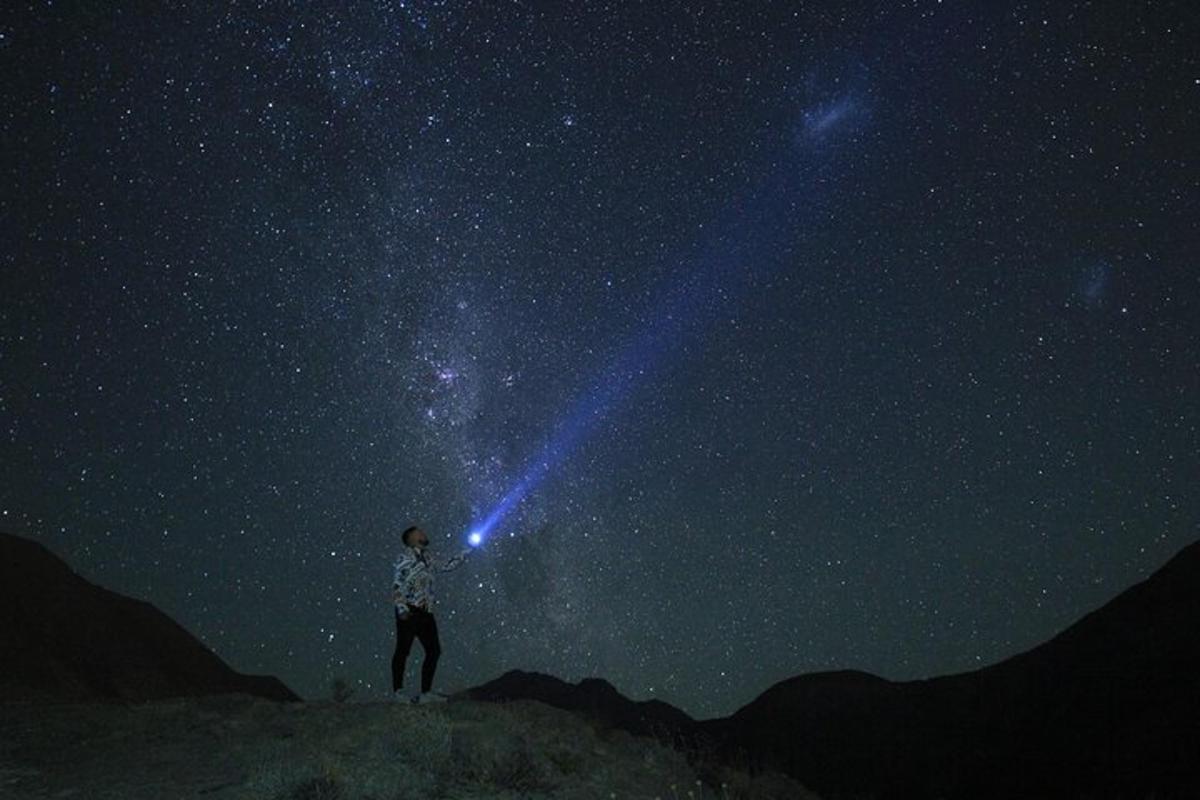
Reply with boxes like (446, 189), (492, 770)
(464, 90), (867, 546)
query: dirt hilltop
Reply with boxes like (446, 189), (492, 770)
(0, 692), (815, 800)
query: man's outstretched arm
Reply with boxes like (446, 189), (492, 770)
(433, 547), (471, 573)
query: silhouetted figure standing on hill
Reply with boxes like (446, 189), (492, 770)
(391, 525), (470, 704)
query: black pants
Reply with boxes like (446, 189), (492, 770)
(392, 605), (441, 693)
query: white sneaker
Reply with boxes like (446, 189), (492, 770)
(413, 691), (447, 705)
(392, 690), (414, 704)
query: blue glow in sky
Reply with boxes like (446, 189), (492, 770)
(463, 90), (870, 546)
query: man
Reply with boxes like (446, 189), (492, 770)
(391, 525), (471, 704)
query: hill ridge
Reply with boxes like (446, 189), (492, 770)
(0, 530), (299, 704)
(466, 537), (1200, 799)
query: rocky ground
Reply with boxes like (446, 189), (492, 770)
(0, 694), (817, 800)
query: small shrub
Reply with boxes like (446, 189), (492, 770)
(289, 774), (341, 800)
(489, 742), (543, 792)
(546, 745), (585, 776)
(330, 677), (356, 703)
(449, 725), (551, 793)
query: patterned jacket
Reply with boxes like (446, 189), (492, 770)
(392, 544), (469, 614)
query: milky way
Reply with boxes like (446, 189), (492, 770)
(2, 2), (1197, 718)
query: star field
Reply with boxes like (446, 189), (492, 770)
(1, 1), (1197, 719)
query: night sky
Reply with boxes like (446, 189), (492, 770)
(2, 1), (1197, 719)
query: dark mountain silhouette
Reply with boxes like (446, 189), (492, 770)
(0, 531), (299, 704)
(458, 669), (695, 743)
(466, 538), (1200, 799)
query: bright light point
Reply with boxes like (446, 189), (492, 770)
(468, 531), (483, 547)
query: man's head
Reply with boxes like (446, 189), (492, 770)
(402, 525), (429, 548)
